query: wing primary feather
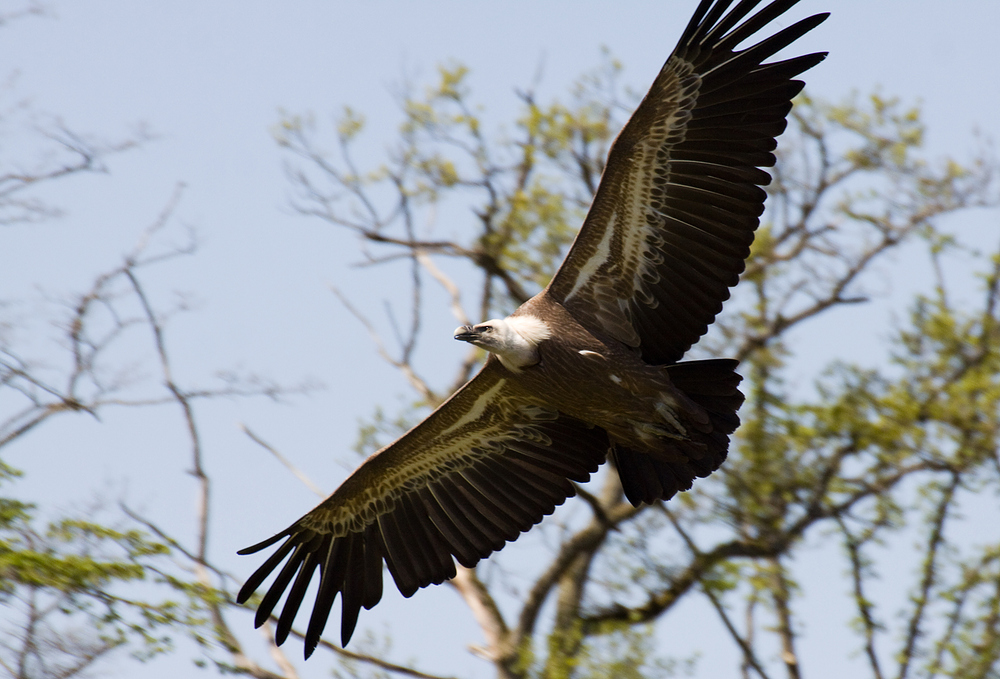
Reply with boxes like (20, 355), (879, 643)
(687, 0), (740, 49)
(677, 0), (722, 49)
(237, 530), (288, 556)
(698, 62), (813, 102)
(699, 46), (826, 103)
(685, 105), (791, 129)
(432, 477), (512, 548)
(385, 498), (435, 587)
(681, 123), (785, 145)
(450, 475), (522, 541)
(416, 486), (483, 568)
(339, 533), (368, 646)
(395, 493), (456, 586)
(493, 455), (576, 497)
(655, 245), (739, 299)
(761, 52), (830, 79)
(714, 0), (812, 53)
(361, 523), (384, 609)
(659, 215), (748, 262)
(658, 232), (743, 286)
(680, 135), (778, 157)
(691, 98), (779, 120)
(476, 456), (556, 512)
(695, 84), (801, 114)
(727, 13), (829, 64)
(460, 466), (542, 528)
(253, 542), (306, 628)
(668, 158), (772, 184)
(304, 537), (346, 658)
(505, 444), (588, 481)
(699, 0), (771, 46)
(238, 536), (296, 606)
(666, 181), (764, 215)
(427, 480), (503, 555)
(503, 448), (589, 487)
(376, 512), (421, 597)
(276, 545), (321, 646)
(667, 195), (762, 228)
(671, 146), (778, 169)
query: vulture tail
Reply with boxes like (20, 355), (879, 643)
(612, 359), (744, 506)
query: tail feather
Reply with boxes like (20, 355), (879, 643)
(667, 358), (744, 434)
(612, 359), (744, 506)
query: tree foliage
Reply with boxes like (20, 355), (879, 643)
(275, 60), (1000, 679)
(3, 47), (1000, 679)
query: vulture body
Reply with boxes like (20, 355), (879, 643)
(238, 0), (828, 658)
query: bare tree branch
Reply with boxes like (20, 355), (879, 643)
(241, 424), (326, 498)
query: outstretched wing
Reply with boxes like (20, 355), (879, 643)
(547, 0), (828, 364)
(236, 359), (609, 657)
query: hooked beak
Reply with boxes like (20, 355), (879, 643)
(454, 325), (480, 343)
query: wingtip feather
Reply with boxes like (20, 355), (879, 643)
(237, 530), (287, 555)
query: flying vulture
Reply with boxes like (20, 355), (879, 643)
(238, 0), (828, 658)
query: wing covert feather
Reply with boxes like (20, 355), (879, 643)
(236, 360), (609, 657)
(547, 0), (828, 364)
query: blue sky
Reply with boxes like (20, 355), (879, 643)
(2, 2), (999, 677)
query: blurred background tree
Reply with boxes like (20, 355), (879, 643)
(267, 61), (1000, 679)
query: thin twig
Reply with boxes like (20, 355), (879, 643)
(331, 285), (437, 404)
(241, 424), (326, 498)
(662, 506), (773, 679)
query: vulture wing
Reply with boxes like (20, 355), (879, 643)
(547, 0), (828, 364)
(237, 359), (609, 657)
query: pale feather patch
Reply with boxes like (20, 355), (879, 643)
(655, 401), (687, 436)
(564, 212), (617, 302)
(506, 314), (551, 344)
(558, 68), (700, 344)
(518, 404), (559, 421)
(315, 378), (516, 535)
(316, 382), (563, 537)
(620, 76), (700, 310)
(438, 378), (508, 439)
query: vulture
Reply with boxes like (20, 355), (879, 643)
(238, 0), (828, 658)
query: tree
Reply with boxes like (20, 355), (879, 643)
(2, 48), (999, 679)
(0, 12), (297, 675)
(0, 42), (180, 675)
(271, 60), (1000, 678)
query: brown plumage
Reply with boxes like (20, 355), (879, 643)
(238, 0), (828, 658)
